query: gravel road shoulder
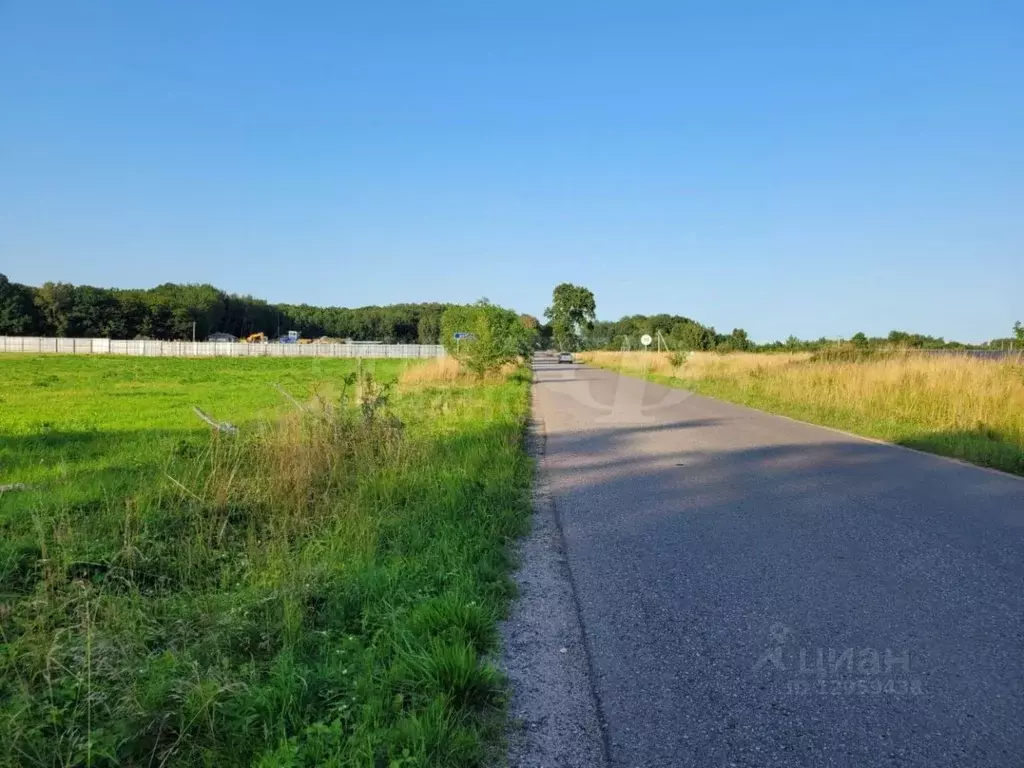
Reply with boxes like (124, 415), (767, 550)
(499, 414), (608, 768)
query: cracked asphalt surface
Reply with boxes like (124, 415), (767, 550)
(523, 356), (1024, 767)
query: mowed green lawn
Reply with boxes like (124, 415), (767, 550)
(0, 354), (532, 767)
(1, 355), (401, 494)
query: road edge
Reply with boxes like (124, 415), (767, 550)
(498, 405), (609, 767)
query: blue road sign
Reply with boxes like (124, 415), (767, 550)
(454, 332), (472, 340)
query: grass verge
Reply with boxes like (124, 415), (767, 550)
(0, 355), (532, 766)
(577, 350), (1024, 476)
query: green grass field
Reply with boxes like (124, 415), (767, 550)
(0, 355), (532, 767)
(1, 356), (404, 514)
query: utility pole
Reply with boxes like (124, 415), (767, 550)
(192, 322), (196, 343)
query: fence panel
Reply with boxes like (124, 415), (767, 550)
(0, 337), (446, 359)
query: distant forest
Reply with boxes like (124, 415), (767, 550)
(0, 275), (448, 343)
(583, 315), (1006, 352)
(0, 274), (1012, 350)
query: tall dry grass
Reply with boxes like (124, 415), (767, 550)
(400, 356), (463, 386)
(577, 349), (1024, 473)
(679, 350), (813, 377)
(577, 350), (811, 379)
(577, 350), (680, 377)
(715, 353), (1024, 440)
(399, 357), (522, 388)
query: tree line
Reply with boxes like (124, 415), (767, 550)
(584, 317), (1008, 352)
(0, 274), (1015, 351)
(582, 314), (753, 351)
(542, 283), (1018, 353)
(0, 274), (448, 343)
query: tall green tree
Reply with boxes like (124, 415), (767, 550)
(417, 310), (441, 344)
(66, 285), (116, 337)
(544, 283), (596, 352)
(674, 321), (715, 351)
(1015, 321), (1023, 342)
(34, 282), (76, 336)
(719, 328), (751, 351)
(0, 274), (40, 334)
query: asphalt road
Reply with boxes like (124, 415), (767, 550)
(531, 356), (1024, 767)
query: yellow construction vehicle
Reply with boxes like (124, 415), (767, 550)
(244, 332), (267, 343)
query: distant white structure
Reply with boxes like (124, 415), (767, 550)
(0, 336), (446, 358)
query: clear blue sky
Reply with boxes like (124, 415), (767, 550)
(1, 1), (1021, 342)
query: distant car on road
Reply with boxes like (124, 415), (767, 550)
(557, 352), (574, 364)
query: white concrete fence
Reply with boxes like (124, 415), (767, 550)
(0, 336), (447, 359)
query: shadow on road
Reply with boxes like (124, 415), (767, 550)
(537, 413), (1024, 767)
